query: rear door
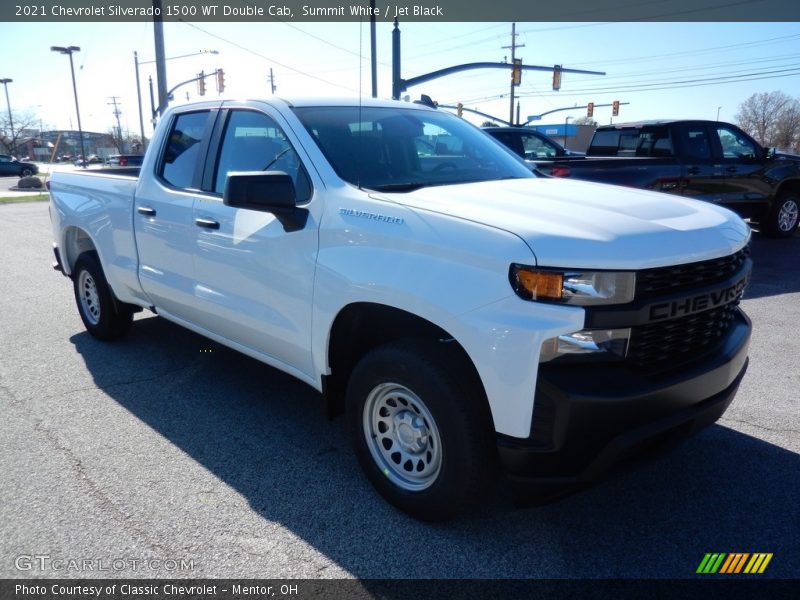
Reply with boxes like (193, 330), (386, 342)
(134, 109), (217, 319)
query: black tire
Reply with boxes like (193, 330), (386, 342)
(764, 192), (800, 238)
(72, 251), (133, 340)
(346, 339), (494, 521)
(20, 167), (34, 177)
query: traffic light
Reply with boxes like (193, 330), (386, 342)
(587, 102), (594, 118)
(216, 69), (225, 94)
(457, 102), (463, 117)
(512, 59), (522, 87)
(612, 100), (620, 117)
(197, 71), (206, 96)
(552, 64), (562, 91)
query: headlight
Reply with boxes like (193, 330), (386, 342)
(539, 328), (631, 363)
(510, 265), (636, 306)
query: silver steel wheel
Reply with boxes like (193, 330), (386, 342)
(78, 270), (101, 326)
(778, 198), (799, 232)
(362, 382), (443, 491)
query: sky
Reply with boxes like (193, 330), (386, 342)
(1, 20), (799, 138)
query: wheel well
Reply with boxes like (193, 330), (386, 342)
(325, 303), (489, 422)
(775, 180), (800, 201)
(63, 227), (97, 275)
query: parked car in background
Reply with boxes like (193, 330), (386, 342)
(543, 120), (800, 237)
(105, 154), (144, 167)
(75, 155), (103, 167)
(484, 126), (584, 166)
(0, 154), (39, 177)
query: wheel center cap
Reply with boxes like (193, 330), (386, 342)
(394, 412), (428, 453)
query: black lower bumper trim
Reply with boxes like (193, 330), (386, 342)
(498, 310), (750, 494)
(52, 246), (67, 276)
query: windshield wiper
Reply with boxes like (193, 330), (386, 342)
(262, 147), (293, 171)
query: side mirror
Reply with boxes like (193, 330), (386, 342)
(223, 171), (308, 232)
(765, 147), (776, 160)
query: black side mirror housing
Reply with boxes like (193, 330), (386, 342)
(223, 171), (308, 232)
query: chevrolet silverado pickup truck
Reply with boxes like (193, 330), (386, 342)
(49, 98), (752, 520)
(541, 119), (800, 238)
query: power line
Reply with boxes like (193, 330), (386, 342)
(517, 67), (800, 98)
(569, 33), (800, 68)
(180, 21), (359, 94)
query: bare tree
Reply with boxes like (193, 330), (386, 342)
(773, 98), (800, 153)
(481, 120), (501, 127)
(735, 91), (792, 146)
(0, 109), (41, 155)
(573, 116), (598, 127)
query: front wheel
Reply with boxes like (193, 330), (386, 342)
(346, 340), (494, 521)
(72, 251), (133, 340)
(764, 192), (799, 238)
(20, 167), (33, 177)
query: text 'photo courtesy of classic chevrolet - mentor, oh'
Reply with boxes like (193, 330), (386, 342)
(48, 97), (752, 521)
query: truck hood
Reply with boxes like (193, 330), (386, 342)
(379, 178), (750, 269)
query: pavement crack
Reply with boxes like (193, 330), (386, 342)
(720, 416), (800, 435)
(31, 417), (174, 555)
(22, 362), (196, 404)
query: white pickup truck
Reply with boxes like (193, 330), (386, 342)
(49, 97), (752, 520)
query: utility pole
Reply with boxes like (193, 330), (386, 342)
(108, 96), (123, 151)
(133, 51), (146, 150)
(370, 0), (377, 97)
(502, 23), (524, 125)
(152, 0), (168, 116)
(269, 68), (276, 94)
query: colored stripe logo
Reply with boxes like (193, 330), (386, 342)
(696, 553), (773, 574)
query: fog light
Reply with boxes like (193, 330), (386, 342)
(540, 328), (630, 363)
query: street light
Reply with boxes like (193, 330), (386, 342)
(134, 49), (219, 143)
(50, 46), (86, 166)
(564, 116), (573, 148)
(0, 78), (15, 156)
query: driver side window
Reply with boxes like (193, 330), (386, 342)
(214, 110), (311, 201)
(717, 126), (757, 159)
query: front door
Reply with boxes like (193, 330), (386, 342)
(189, 107), (320, 378)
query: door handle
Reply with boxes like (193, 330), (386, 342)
(137, 206), (156, 216)
(686, 167), (701, 175)
(726, 166), (738, 173)
(195, 218), (220, 230)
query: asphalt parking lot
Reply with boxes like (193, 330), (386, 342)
(0, 200), (798, 580)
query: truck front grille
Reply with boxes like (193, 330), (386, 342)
(627, 302), (740, 369)
(636, 244), (751, 298)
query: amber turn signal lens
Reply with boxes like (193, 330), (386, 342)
(514, 269), (563, 301)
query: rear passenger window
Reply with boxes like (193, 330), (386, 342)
(160, 111), (210, 189)
(682, 127), (712, 160)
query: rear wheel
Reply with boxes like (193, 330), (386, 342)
(72, 251), (133, 340)
(764, 192), (799, 238)
(346, 339), (494, 521)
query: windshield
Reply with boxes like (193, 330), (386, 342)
(292, 105), (534, 191)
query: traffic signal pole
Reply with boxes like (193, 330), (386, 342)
(391, 21), (604, 102)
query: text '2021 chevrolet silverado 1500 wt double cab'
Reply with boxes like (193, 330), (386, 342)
(49, 98), (752, 520)
(541, 120), (800, 238)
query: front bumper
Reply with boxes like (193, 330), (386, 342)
(498, 309), (750, 495)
